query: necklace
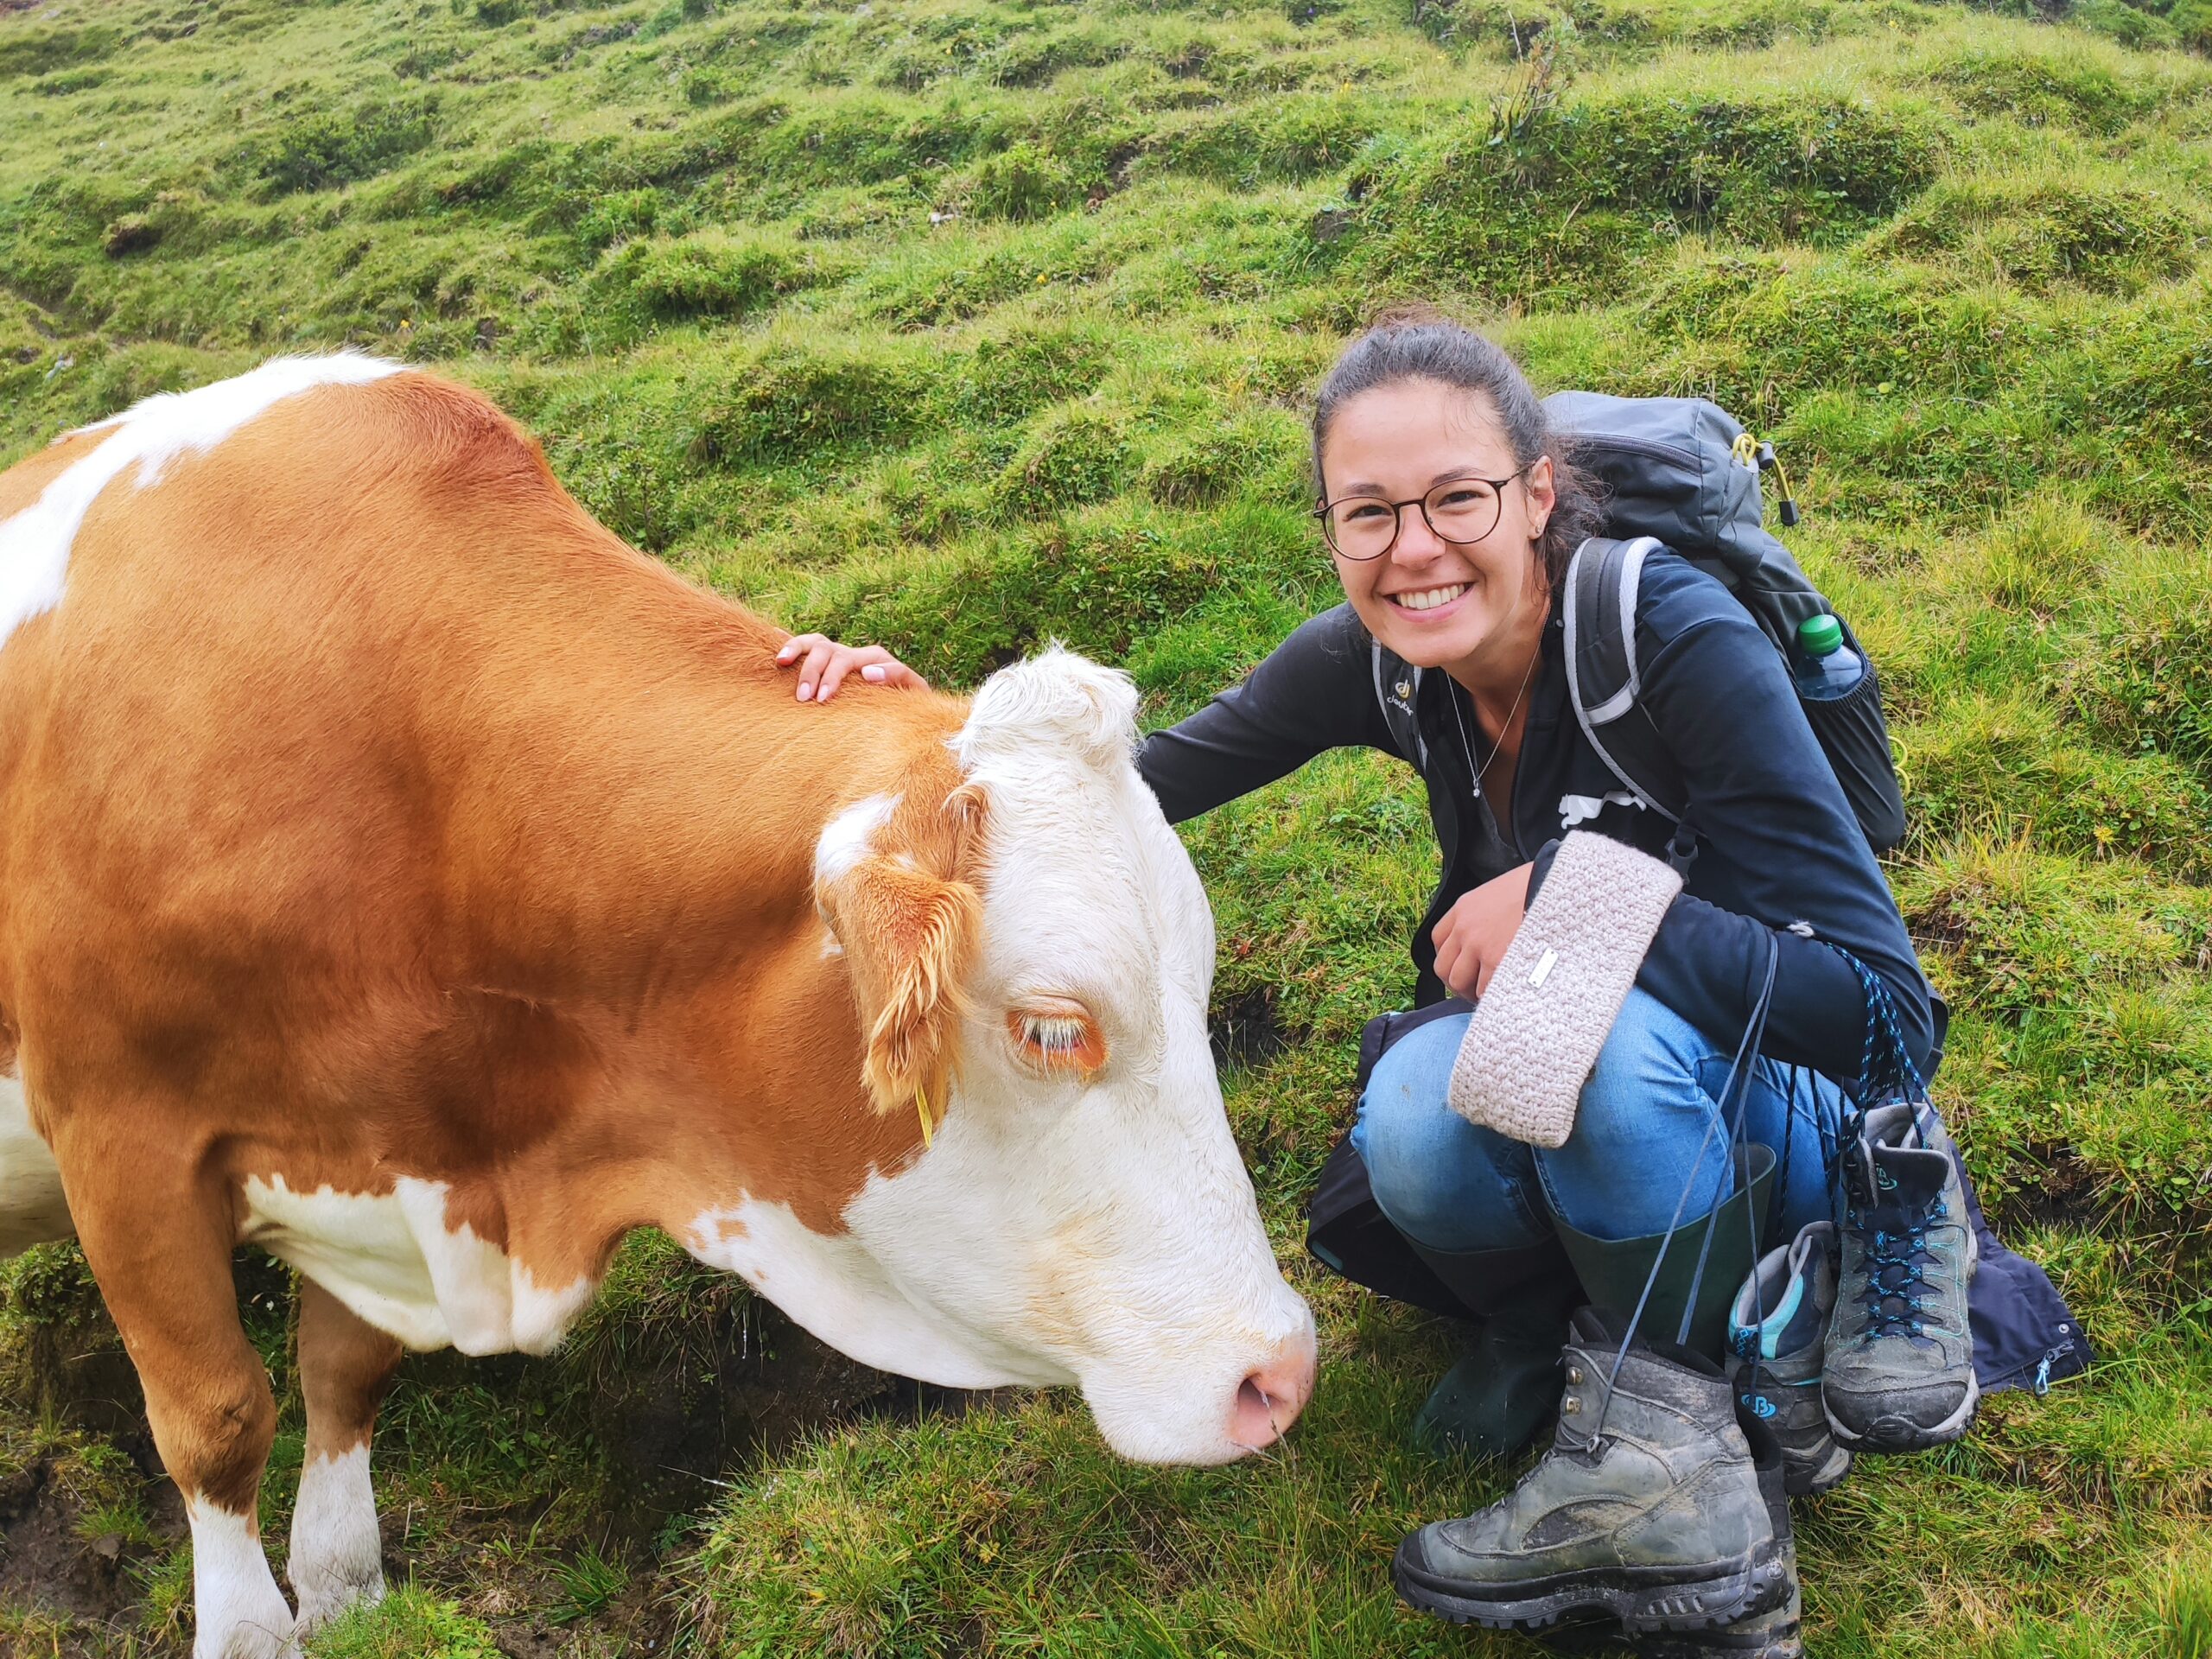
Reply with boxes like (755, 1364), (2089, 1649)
(1448, 639), (1540, 804)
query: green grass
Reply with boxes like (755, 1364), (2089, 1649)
(3, 0), (2211, 1652)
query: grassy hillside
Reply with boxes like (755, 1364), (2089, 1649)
(3, 0), (2212, 1654)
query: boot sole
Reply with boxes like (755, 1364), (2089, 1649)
(1784, 1441), (1853, 1497)
(1392, 1540), (1790, 1634)
(1825, 1367), (1980, 1452)
(1635, 1614), (1804, 1658)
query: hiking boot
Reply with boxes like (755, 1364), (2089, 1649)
(1728, 1222), (1852, 1497)
(1824, 1103), (1980, 1452)
(1393, 1309), (1790, 1635)
(1630, 1412), (1804, 1659)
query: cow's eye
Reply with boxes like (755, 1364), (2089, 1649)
(1007, 998), (1107, 1077)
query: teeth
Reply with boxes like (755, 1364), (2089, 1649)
(1392, 584), (1467, 613)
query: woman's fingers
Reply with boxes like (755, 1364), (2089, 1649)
(774, 635), (931, 702)
(857, 653), (928, 690)
(794, 641), (839, 702)
(815, 645), (873, 702)
(1433, 925), (1471, 1000)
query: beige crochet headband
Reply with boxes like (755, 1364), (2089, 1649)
(1447, 831), (1686, 1149)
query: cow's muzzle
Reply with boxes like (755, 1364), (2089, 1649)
(1227, 1328), (1319, 1454)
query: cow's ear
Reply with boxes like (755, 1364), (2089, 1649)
(818, 788), (987, 1116)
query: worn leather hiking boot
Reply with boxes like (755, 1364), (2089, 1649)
(1394, 1309), (1790, 1636)
(1729, 1222), (1852, 1497)
(1630, 1413), (1804, 1659)
(1824, 1103), (1980, 1452)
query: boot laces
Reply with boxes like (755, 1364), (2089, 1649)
(1851, 1200), (1949, 1342)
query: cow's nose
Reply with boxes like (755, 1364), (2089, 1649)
(1228, 1332), (1318, 1452)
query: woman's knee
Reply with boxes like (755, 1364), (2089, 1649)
(1571, 988), (1717, 1151)
(1353, 1015), (1544, 1253)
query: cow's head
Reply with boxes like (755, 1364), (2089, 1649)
(798, 649), (1316, 1465)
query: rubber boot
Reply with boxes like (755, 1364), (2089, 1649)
(1409, 1238), (1584, 1461)
(1393, 1307), (1790, 1636)
(1553, 1146), (1777, 1362)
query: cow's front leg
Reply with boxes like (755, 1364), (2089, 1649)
(289, 1277), (403, 1631)
(64, 1154), (295, 1659)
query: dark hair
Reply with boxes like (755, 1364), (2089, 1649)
(1311, 306), (1605, 593)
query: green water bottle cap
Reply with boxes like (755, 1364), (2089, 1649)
(1798, 613), (1844, 657)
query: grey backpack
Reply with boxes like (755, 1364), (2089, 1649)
(1369, 393), (1906, 859)
(1547, 391), (1904, 857)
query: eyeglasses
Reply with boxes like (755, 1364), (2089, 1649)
(1313, 466), (1535, 562)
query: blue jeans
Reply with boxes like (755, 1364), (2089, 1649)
(1350, 988), (1849, 1253)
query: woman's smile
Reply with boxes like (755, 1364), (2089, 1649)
(1385, 581), (1471, 615)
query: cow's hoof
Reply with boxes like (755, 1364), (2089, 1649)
(293, 1569), (385, 1636)
(195, 1610), (302, 1659)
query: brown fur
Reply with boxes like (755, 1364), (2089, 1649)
(0, 370), (982, 1529)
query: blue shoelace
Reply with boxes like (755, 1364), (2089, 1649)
(1852, 1212), (1945, 1342)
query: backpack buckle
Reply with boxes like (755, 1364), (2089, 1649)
(1665, 819), (1700, 877)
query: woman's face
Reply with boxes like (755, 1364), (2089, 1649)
(1316, 379), (1555, 675)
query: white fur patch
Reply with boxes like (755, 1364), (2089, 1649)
(0, 1070), (73, 1259)
(813, 791), (897, 890)
(187, 1497), (298, 1659)
(289, 1445), (383, 1633)
(0, 353), (401, 651)
(239, 1175), (593, 1357)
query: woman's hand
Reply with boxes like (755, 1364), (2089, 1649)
(1432, 862), (1534, 1000)
(774, 634), (930, 703)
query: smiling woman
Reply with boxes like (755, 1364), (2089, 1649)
(777, 304), (2089, 1657)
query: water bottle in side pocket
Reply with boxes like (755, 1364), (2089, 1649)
(1794, 613), (1863, 702)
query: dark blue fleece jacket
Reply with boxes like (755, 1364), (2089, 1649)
(1135, 549), (1939, 1088)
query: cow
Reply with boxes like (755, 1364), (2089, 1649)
(0, 356), (1317, 1659)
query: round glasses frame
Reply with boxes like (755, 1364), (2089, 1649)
(1312, 465), (1535, 562)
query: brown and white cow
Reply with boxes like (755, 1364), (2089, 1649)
(0, 356), (1315, 1658)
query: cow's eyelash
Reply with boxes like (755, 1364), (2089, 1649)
(1007, 1005), (1106, 1074)
(1022, 1015), (1087, 1052)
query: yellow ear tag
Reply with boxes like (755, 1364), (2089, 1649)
(915, 1082), (935, 1150)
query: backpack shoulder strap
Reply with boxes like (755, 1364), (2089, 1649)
(1371, 641), (1428, 770)
(1562, 536), (1688, 825)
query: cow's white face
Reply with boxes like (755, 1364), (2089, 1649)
(697, 650), (1315, 1465)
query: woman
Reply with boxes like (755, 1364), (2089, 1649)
(775, 314), (2025, 1651)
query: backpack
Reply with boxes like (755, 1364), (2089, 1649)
(1367, 391), (1906, 859)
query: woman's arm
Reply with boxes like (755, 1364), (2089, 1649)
(1580, 605), (1936, 1084)
(1135, 605), (1399, 823)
